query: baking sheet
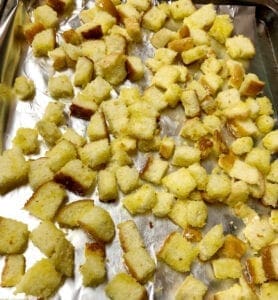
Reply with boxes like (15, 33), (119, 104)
(0, 1), (277, 299)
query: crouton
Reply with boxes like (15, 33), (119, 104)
(229, 159), (260, 185)
(48, 47), (67, 70)
(216, 88), (240, 110)
(1, 255), (25, 287)
(262, 130), (278, 153)
(142, 6), (167, 32)
(31, 28), (56, 57)
(269, 210), (278, 231)
(183, 4), (216, 29)
(48, 75), (73, 99)
(126, 56), (144, 81)
(175, 275), (207, 300)
(206, 173), (231, 201)
(263, 182), (278, 208)
(201, 57), (223, 75)
(105, 273), (147, 300)
(267, 160), (278, 183)
(80, 243), (106, 286)
(157, 232), (198, 272)
(168, 200), (189, 229)
(169, 0), (196, 20)
(13, 76), (35, 100)
(105, 33), (126, 55)
(181, 90), (200, 118)
(261, 244), (278, 280)
(233, 202), (258, 224)
(127, 0), (150, 12)
(87, 77), (112, 106)
(78, 139), (110, 169)
(218, 234), (247, 259)
(123, 17), (141, 42)
(187, 163), (208, 191)
(231, 137), (253, 155)
(225, 35), (255, 59)
(172, 145), (201, 167)
(240, 73), (265, 97)
(74, 57), (94, 88)
(257, 96), (274, 115)
(225, 180), (249, 207)
(141, 156), (169, 185)
(151, 28), (177, 48)
(245, 148), (270, 175)
(82, 40), (106, 62)
(62, 29), (81, 45)
(46, 0), (73, 14)
(127, 116), (157, 140)
(78, 206), (115, 243)
(164, 83), (182, 108)
(116, 166), (139, 194)
(143, 85), (168, 111)
(152, 65), (180, 90)
(199, 224), (224, 261)
(159, 136), (175, 159)
(76, 23), (103, 40)
(23, 22), (45, 44)
(13, 128), (39, 154)
(245, 256), (267, 284)
(180, 117), (208, 141)
(256, 115), (275, 134)
(87, 112), (108, 141)
(43, 102), (65, 125)
(62, 128), (86, 147)
(62, 42), (81, 67)
(98, 169), (118, 202)
(203, 115), (222, 134)
(117, 3), (141, 21)
(212, 258), (242, 279)
(200, 73), (223, 95)
(56, 199), (94, 228)
(33, 5), (58, 28)
(138, 135), (161, 152)
(181, 45), (209, 65)
(228, 118), (258, 138)
(226, 60), (245, 89)
(152, 191), (174, 217)
(213, 283), (242, 300)
(36, 120), (62, 146)
(209, 14), (233, 44)
(260, 282), (278, 300)
(15, 259), (62, 298)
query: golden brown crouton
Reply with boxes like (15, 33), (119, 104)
(261, 244), (278, 280)
(218, 234), (247, 259)
(23, 22), (45, 44)
(246, 256), (267, 285)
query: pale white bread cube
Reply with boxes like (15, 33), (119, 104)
(15, 259), (62, 298)
(245, 256), (267, 284)
(80, 242), (106, 286)
(180, 117), (208, 141)
(31, 28), (56, 57)
(78, 205), (115, 243)
(225, 180), (249, 207)
(261, 244), (278, 281)
(48, 74), (73, 99)
(127, 116), (157, 140)
(199, 72), (223, 95)
(157, 232), (199, 273)
(118, 86), (141, 106)
(33, 5), (58, 28)
(23, 22), (45, 44)
(70, 92), (98, 120)
(162, 168), (197, 199)
(76, 22), (103, 40)
(28, 158), (54, 191)
(126, 56), (144, 81)
(74, 57), (94, 88)
(0, 148), (29, 195)
(159, 136), (175, 159)
(203, 115), (222, 134)
(151, 28), (177, 49)
(82, 40), (106, 62)
(269, 210), (278, 231)
(116, 166), (140, 194)
(172, 145), (201, 167)
(13, 128), (39, 155)
(84, 76), (112, 105)
(188, 163), (208, 191)
(216, 88), (240, 110)
(123, 17), (141, 42)
(1, 254), (25, 287)
(267, 160), (278, 183)
(143, 85), (168, 112)
(102, 99), (128, 136)
(24, 181), (66, 221)
(256, 115), (275, 134)
(263, 130), (278, 153)
(152, 191), (174, 217)
(105, 33), (126, 55)
(225, 35), (255, 59)
(229, 159), (260, 185)
(206, 173), (231, 201)
(181, 90), (200, 118)
(78, 139), (110, 169)
(263, 182), (278, 208)
(260, 282), (278, 300)
(240, 73), (265, 97)
(36, 120), (62, 146)
(87, 112), (108, 141)
(212, 258), (242, 279)
(141, 156), (169, 185)
(13, 76), (35, 100)
(169, 0), (196, 20)
(43, 102), (65, 125)
(243, 218), (275, 251)
(209, 14), (233, 44)
(231, 137), (253, 156)
(142, 6), (167, 32)
(105, 273), (147, 300)
(175, 274), (207, 300)
(245, 147), (271, 175)
(226, 59), (245, 89)
(46, 0), (73, 14)
(181, 45), (209, 65)
(228, 118), (259, 138)
(98, 169), (118, 202)
(183, 4), (216, 29)
(56, 199), (94, 228)
(127, 0), (150, 12)
(46, 139), (77, 172)
(122, 184), (157, 215)
(54, 159), (96, 195)
(0, 217), (29, 255)
(198, 224), (224, 261)
(217, 234), (247, 259)
(62, 128), (86, 148)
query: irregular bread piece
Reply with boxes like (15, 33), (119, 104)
(261, 244), (278, 281)
(98, 169), (118, 202)
(141, 156), (169, 185)
(13, 76), (35, 100)
(212, 258), (242, 279)
(1, 255), (25, 287)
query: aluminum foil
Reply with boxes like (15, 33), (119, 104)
(0, 1), (276, 300)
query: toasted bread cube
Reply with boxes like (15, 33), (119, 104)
(246, 256), (267, 284)
(183, 4), (216, 29)
(229, 159), (260, 185)
(203, 115), (221, 134)
(216, 88), (240, 110)
(180, 117), (208, 141)
(62, 128), (86, 147)
(28, 158), (54, 191)
(228, 118), (258, 138)
(48, 75), (73, 99)
(0, 148), (29, 194)
(43, 102), (65, 125)
(240, 73), (265, 97)
(0, 217), (28, 255)
(199, 73), (223, 95)
(181, 45), (208, 65)
(78, 139), (110, 169)
(159, 136), (175, 159)
(175, 274), (207, 300)
(85, 76), (112, 105)
(162, 168), (197, 199)
(157, 232), (198, 273)
(46, 0), (73, 14)
(267, 160), (278, 184)
(13, 76), (35, 100)
(127, 0), (150, 11)
(209, 14), (233, 44)
(123, 17), (141, 42)
(199, 224), (224, 261)
(163, 84), (182, 108)
(118, 86), (141, 105)
(260, 282), (278, 300)
(168, 37), (195, 54)
(62, 42), (81, 66)
(13, 128), (39, 155)
(213, 283), (242, 300)
(127, 116), (157, 140)
(105, 273), (147, 300)
(126, 56), (144, 81)
(87, 112), (108, 141)
(138, 135), (161, 153)
(15, 259), (62, 298)
(31, 28), (55, 57)
(105, 33), (126, 55)
(218, 234), (247, 259)
(110, 146), (133, 167)
(189, 28), (209, 46)
(23, 22), (44, 44)
(187, 163), (208, 191)
(168, 200), (188, 229)
(80, 243), (106, 286)
(62, 29), (81, 45)
(233, 202), (258, 224)
(212, 258), (242, 279)
(225, 35), (255, 59)
(76, 22), (103, 40)
(48, 47), (67, 70)
(181, 90), (200, 118)
(226, 180), (249, 207)
(152, 65), (180, 90)
(46, 139), (77, 172)
(261, 244), (278, 280)
(201, 57), (223, 75)
(206, 173), (231, 201)
(117, 3), (141, 20)
(172, 145), (201, 167)
(54, 159), (96, 195)
(98, 169), (118, 202)
(263, 182), (278, 208)
(73, 57), (94, 87)
(152, 191), (174, 217)
(245, 148), (271, 175)
(33, 5), (58, 28)
(116, 166), (139, 194)
(141, 157), (169, 185)
(79, 206), (115, 243)
(82, 40), (106, 62)
(154, 48), (178, 64)
(243, 218), (275, 251)
(231, 137), (253, 156)
(24, 181), (66, 221)
(36, 120), (62, 146)
(169, 0), (195, 20)
(151, 28), (177, 48)
(263, 130), (278, 153)
(1, 254), (25, 287)
(123, 184), (157, 215)
(226, 59), (245, 89)
(143, 85), (168, 111)
(142, 6), (167, 32)
(256, 115), (275, 134)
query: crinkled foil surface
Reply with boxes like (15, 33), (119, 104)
(0, 1), (276, 299)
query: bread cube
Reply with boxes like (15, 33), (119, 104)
(56, 199), (94, 228)
(263, 182), (278, 208)
(183, 4), (216, 29)
(152, 191), (174, 217)
(153, 65), (180, 90)
(31, 28), (56, 57)
(180, 117), (208, 141)
(231, 137), (253, 156)
(261, 244), (278, 280)
(74, 57), (94, 88)
(98, 169), (118, 202)
(225, 180), (249, 207)
(168, 200), (188, 229)
(228, 118), (258, 138)
(62, 42), (81, 66)
(206, 173), (231, 201)
(33, 5), (58, 28)
(212, 258), (242, 279)
(218, 234), (247, 259)
(82, 40), (106, 62)
(157, 232), (198, 273)
(172, 145), (201, 167)
(226, 59), (245, 89)
(79, 206), (115, 243)
(141, 156), (169, 185)
(154, 48), (178, 65)
(127, 0), (150, 12)
(151, 28), (177, 48)
(48, 47), (67, 70)
(43, 102), (65, 125)
(225, 35), (255, 59)
(267, 160), (278, 184)
(269, 210), (278, 231)
(233, 202), (258, 224)
(181, 45), (208, 65)
(76, 22), (103, 40)
(87, 112), (108, 141)
(119, 86), (141, 106)
(187, 163), (208, 191)
(209, 14), (233, 44)
(80, 243), (106, 286)
(0, 217), (28, 255)
(48, 75), (73, 99)
(127, 116), (157, 140)
(62, 128), (86, 147)
(216, 88), (240, 110)
(123, 184), (157, 215)
(105, 33), (126, 55)
(46, 139), (77, 172)
(1, 254), (25, 287)
(117, 3), (141, 20)
(46, 0), (73, 14)
(143, 85), (168, 111)
(0, 148), (29, 194)
(105, 273), (147, 300)
(198, 224), (224, 261)
(175, 275), (207, 300)
(126, 56), (144, 81)
(181, 90), (200, 118)
(257, 96), (274, 115)
(78, 139), (110, 169)
(138, 135), (161, 153)
(240, 73), (265, 97)
(15, 259), (62, 298)
(159, 136), (175, 159)
(142, 6), (167, 32)
(36, 120), (62, 146)
(88, 77), (112, 105)
(116, 166), (139, 194)
(199, 73), (223, 95)
(203, 115), (221, 134)
(263, 130), (278, 153)
(201, 57), (222, 75)
(62, 29), (81, 45)
(13, 128), (39, 155)
(245, 148), (270, 175)
(13, 76), (35, 100)
(124, 17), (141, 42)
(23, 22), (44, 44)
(110, 144), (133, 167)
(164, 83), (182, 108)
(189, 28), (209, 46)
(229, 159), (260, 185)
(260, 282), (278, 300)
(245, 256), (267, 284)
(162, 168), (197, 199)
(256, 115), (275, 134)
(168, 0), (195, 20)
(213, 283), (242, 300)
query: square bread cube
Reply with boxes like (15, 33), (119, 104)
(1, 254), (25, 287)
(175, 275), (207, 300)
(74, 57), (94, 87)
(36, 120), (62, 146)
(143, 86), (168, 112)
(256, 115), (275, 134)
(263, 181), (278, 207)
(168, 200), (188, 229)
(199, 73), (223, 95)
(206, 173), (231, 201)
(118, 86), (141, 106)
(217, 234), (247, 259)
(181, 45), (209, 65)
(245, 148), (271, 175)
(82, 40), (106, 62)
(127, 116), (157, 140)
(43, 102), (65, 125)
(226, 59), (245, 89)
(228, 118), (258, 138)
(187, 163), (208, 191)
(261, 244), (278, 280)
(159, 136), (175, 159)
(62, 128), (86, 147)
(76, 22), (103, 40)
(212, 258), (242, 279)
(152, 65), (180, 90)
(62, 42), (81, 66)
(246, 256), (267, 284)
(240, 73), (265, 97)
(257, 96), (274, 115)
(13, 76), (35, 100)
(168, 37), (194, 52)
(262, 130), (278, 153)
(70, 92), (98, 120)
(225, 35), (255, 59)
(33, 5), (58, 28)
(48, 47), (67, 70)
(183, 4), (216, 29)
(229, 159), (260, 185)
(157, 232), (198, 273)
(105, 273), (147, 300)
(116, 166), (140, 194)
(98, 169), (118, 202)
(180, 117), (208, 141)
(62, 29), (81, 45)
(105, 33), (127, 55)
(23, 22), (44, 44)
(151, 28), (177, 49)
(142, 6), (167, 32)
(231, 137), (253, 156)
(126, 56), (144, 81)
(201, 57), (223, 75)
(13, 128), (39, 154)
(189, 28), (210, 46)
(87, 112), (108, 141)
(162, 168), (197, 199)
(31, 28), (56, 57)
(152, 191), (174, 217)
(141, 156), (169, 185)
(24, 181), (66, 221)
(172, 145), (201, 167)
(117, 3), (141, 20)
(48, 75), (73, 99)
(209, 14), (233, 44)
(181, 90), (200, 118)
(54, 159), (96, 195)
(164, 83), (182, 108)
